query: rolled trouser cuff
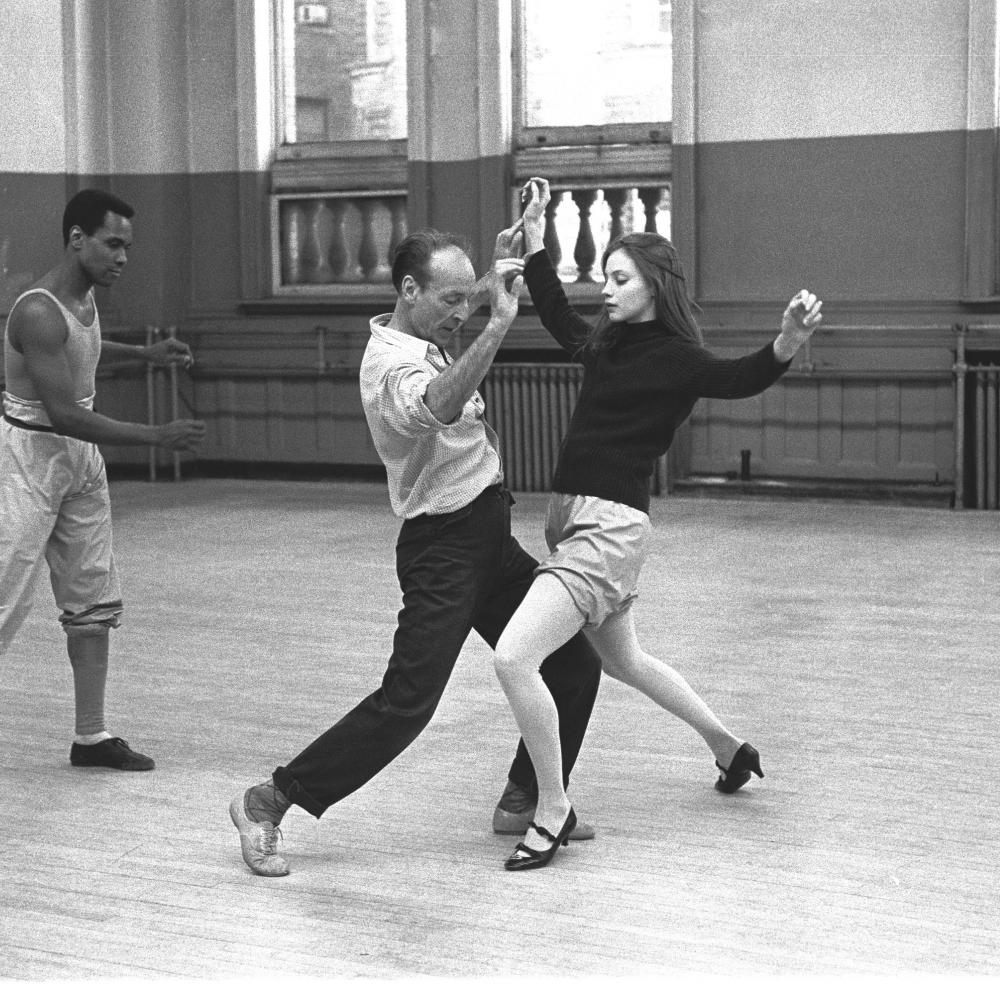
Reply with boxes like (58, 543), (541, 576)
(272, 767), (326, 818)
(60, 603), (123, 635)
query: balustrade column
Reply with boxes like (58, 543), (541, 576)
(327, 199), (351, 282)
(604, 188), (628, 244)
(305, 200), (335, 284)
(357, 200), (384, 282)
(280, 202), (305, 286)
(571, 188), (598, 282)
(544, 193), (563, 270)
(387, 196), (407, 264)
(638, 186), (667, 234)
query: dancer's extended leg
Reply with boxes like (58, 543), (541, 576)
(493, 573), (586, 854)
(588, 608), (742, 766)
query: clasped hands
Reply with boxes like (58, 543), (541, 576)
(489, 176), (550, 294)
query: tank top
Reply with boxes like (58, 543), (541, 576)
(3, 288), (102, 406)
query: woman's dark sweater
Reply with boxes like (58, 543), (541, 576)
(524, 248), (792, 514)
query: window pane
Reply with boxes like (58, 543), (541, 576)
(522, 0), (671, 128)
(285, 0), (406, 143)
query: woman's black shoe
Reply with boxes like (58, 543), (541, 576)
(504, 807), (577, 871)
(715, 742), (764, 793)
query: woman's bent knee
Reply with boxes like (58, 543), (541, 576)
(493, 642), (534, 686)
(601, 653), (646, 686)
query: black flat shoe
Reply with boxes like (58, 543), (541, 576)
(504, 808), (577, 871)
(715, 742), (764, 793)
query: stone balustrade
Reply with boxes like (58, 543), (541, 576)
(536, 184), (671, 282)
(271, 190), (407, 291)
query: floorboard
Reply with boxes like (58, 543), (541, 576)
(1, 479), (997, 986)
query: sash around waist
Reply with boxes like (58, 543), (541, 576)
(2, 390), (95, 432)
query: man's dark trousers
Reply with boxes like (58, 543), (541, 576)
(272, 484), (601, 816)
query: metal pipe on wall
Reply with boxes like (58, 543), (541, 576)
(954, 326), (966, 508)
(144, 325), (158, 482)
(165, 325), (181, 482)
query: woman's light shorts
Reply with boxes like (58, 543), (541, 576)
(535, 493), (652, 628)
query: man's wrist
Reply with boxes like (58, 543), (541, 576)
(483, 314), (514, 340)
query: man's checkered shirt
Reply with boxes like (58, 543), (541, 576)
(360, 314), (503, 519)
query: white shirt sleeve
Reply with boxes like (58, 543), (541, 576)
(376, 360), (457, 437)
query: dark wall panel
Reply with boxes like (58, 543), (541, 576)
(0, 171), (253, 327)
(690, 130), (969, 302)
(408, 155), (511, 274)
(0, 173), (73, 314)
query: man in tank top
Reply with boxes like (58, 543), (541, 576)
(1, 188), (206, 770)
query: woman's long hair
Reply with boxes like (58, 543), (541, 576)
(585, 232), (703, 354)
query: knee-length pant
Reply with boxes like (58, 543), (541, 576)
(273, 484), (601, 817)
(0, 405), (123, 655)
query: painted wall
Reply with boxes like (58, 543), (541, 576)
(668, 0), (996, 489)
(406, 0), (513, 269)
(0, 0), (253, 324)
(0, 0), (69, 313)
(673, 0), (983, 304)
(1, 0), (996, 487)
(4, 0), (990, 317)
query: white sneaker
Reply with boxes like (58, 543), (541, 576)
(229, 790), (290, 877)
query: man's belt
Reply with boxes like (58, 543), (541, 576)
(2, 412), (56, 433)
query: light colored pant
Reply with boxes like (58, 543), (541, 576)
(0, 393), (123, 654)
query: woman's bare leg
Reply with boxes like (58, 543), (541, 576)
(589, 608), (743, 766)
(493, 573), (586, 852)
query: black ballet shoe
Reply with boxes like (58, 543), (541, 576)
(504, 808), (577, 871)
(714, 742), (764, 793)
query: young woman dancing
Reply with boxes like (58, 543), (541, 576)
(492, 178), (823, 871)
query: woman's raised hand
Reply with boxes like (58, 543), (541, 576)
(773, 289), (823, 362)
(521, 176), (551, 213)
(519, 177), (551, 254)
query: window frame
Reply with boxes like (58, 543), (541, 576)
(510, 0), (675, 297)
(512, 0), (673, 165)
(250, 0), (409, 300)
(271, 0), (408, 180)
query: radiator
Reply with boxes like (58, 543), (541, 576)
(970, 366), (1000, 509)
(482, 362), (668, 495)
(482, 364), (582, 493)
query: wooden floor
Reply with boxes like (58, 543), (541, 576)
(1, 479), (998, 984)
